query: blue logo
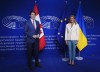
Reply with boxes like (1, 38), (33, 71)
(41, 16), (60, 29)
(2, 15), (27, 29)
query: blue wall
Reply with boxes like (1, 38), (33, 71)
(0, 0), (100, 58)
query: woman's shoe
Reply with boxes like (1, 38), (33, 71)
(71, 61), (75, 65)
(69, 60), (72, 64)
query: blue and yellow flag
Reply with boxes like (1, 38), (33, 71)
(76, 3), (88, 51)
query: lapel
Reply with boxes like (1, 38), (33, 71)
(69, 23), (75, 30)
(34, 20), (37, 29)
(29, 19), (37, 30)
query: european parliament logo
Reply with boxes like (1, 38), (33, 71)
(2, 15), (27, 29)
(83, 16), (94, 28)
(2, 15), (94, 29)
(41, 16), (60, 29)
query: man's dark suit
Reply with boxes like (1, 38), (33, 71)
(24, 19), (40, 68)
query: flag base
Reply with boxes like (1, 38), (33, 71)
(62, 58), (69, 61)
(32, 59), (41, 62)
(76, 57), (83, 60)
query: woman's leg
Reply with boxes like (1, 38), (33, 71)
(67, 40), (72, 64)
(72, 40), (77, 65)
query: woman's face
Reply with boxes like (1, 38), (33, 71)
(70, 16), (75, 23)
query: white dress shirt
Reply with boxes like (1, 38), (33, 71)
(30, 19), (36, 29)
(65, 23), (79, 40)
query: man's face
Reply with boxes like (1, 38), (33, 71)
(30, 12), (36, 20)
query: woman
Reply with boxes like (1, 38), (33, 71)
(65, 15), (79, 65)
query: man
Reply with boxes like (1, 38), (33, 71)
(25, 11), (41, 70)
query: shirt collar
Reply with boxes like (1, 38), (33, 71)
(30, 18), (35, 23)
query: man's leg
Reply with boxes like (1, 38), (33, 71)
(33, 39), (41, 67)
(27, 43), (34, 70)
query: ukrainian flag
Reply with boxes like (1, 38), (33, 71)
(76, 3), (88, 51)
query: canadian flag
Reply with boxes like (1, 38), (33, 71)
(33, 3), (46, 50)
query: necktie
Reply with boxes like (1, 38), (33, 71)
(33, 21), (36, 30)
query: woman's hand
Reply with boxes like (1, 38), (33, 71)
(76, 40), (78, 45)
(65, 40), (67, 45)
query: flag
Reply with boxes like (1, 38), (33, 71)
(57, 7), (67, 50)
(33, 3), (46, 51)
(76, 3), (88, 51)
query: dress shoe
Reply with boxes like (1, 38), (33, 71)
(35, 62), (42, 67)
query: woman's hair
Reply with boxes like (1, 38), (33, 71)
(68, 15), (77, 25)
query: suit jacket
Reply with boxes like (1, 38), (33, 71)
(65, 23), (79, 40)
(24, 19), (40, 43)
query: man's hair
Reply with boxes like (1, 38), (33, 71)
(29, 10), (36, 15)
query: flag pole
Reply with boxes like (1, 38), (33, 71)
(62, 52), (69, 61)
(35, 0), (37, 3)
(76, 50), (83, 60)
(75, 1), (84, 61)
(33, 1), (42, 62)
(62, 0), (69, 62)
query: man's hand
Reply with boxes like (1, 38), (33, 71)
(33, 34), (39, 38)
(33, 35), (37, 38)
(36, 34), (39, 38)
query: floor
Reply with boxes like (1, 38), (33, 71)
(0, 50), (100, 72)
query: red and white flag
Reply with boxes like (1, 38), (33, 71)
(33, 3), (46, 51)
